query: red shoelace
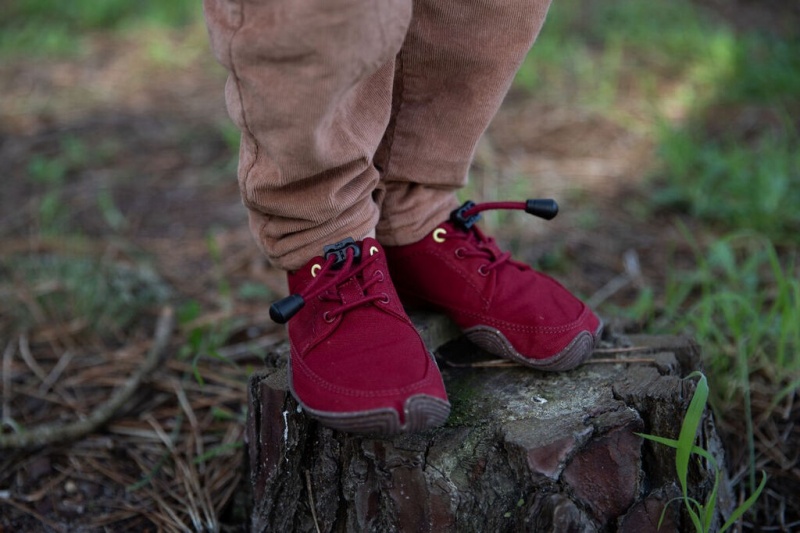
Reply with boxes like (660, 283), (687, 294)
(270, 240), (385, 324)
(444, 198), (559, 274)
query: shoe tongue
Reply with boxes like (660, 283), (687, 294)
(337, 276), (367, 305)
(337, 238), (381, 304)
(287, 239), (377, 297)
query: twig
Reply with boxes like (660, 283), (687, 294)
(2, 340), (15, 428)
(38, 349), (74, 395)
(17, 470), (70, 503)
(441, 353), (658, 368)
(174, 381), (203, 467)
(591, 346), (652, 354)
(305, 469), (322, 533)
(0, 307), (175, 449)
(18, 334), (48, 382)
(586, 357), (657, 365)
(0, 496), (66, 532)
(587, 249), (643, 308)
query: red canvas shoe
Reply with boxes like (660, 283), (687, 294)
(384, 200), (602, 371)
(269, 237), (450, 434)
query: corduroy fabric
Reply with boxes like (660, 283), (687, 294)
(204, 0), (552, 270)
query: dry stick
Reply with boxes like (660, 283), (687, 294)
(587, 357), (657, 365)
(17, 470), (70, 503)
(39, 349), (74, 395)
(20, 333), (77, 409)
(174, 382), (203, 472)
(443, 355), (656, 368)
(592, 346), (654, 354)
(305, 469), (322, 533)
(0, 495), (65, 533)
(18, 334), (48, 382)
(2, 340), (15, 428)
(0, 307), (175, 449)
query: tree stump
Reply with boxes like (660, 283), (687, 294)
(246, 315), (732, 532)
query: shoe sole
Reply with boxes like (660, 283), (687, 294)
(302, 394), (451, 435)
(464, 321), (604, 372)
(287, 364), (451, 435)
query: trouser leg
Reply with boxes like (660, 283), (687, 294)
(204, 0), (412, 270)
(374, 0), (552, 246)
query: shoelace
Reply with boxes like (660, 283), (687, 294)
(270, 241), (383, 324)
(445, 199), (559, 274)
(451, 199), (558, 229)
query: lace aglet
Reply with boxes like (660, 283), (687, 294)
(525, 199), (558, 220)
(270, 294), (305, 323)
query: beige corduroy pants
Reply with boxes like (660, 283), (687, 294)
(204, 0), (551, 270)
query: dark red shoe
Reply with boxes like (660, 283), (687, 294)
(269, 238), (450, 434)
(384, 200), (602, 371)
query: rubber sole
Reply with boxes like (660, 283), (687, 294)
(299, 394), (451, 434)
(464, 321), (604, 372)
(287, 364), (450, 435)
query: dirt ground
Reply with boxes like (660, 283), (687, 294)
(0, 9), (797, 531)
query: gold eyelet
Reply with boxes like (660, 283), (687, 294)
(369, 246), (379, 256)
(310, 264), (321, 277)
(433, 228), (447, 243)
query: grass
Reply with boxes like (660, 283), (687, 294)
(654, 127), (800, 241)
(650, 231), (800, 494)
(517, 0), (737, 114)
(0, 254), (171, 340)
(638, 372), (767, 532)
(0, 0), (199, 58)
(516, 0), (799, 524)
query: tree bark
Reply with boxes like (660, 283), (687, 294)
(246, 315), (732, 532)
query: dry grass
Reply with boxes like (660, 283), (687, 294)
(0, 301), (254, 531)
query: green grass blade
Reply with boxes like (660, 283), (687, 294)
(677, 372), (709, 497)
(686, 498), (704, 533)
(637, 433), (719, 471)
(719, 471), (768, 532)
(702, 471), (721, 532)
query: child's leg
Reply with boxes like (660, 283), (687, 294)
(204, 0), (412, 270)
(375, 0), (553, 246)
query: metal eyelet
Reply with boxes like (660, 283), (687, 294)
(478, 265), (490, 277)
(369, 246), (379, 256)
(310, 264), (321, 277)
(455, 248), (466, 258)
(433, 228), (447, 243)
(374, 270), (385, 282)
(323, 311), (336, 323)
(378, 293), (390, 304)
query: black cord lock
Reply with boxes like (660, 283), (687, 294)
(450, 201), (481, 229)
(322, 237), (361, 269)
